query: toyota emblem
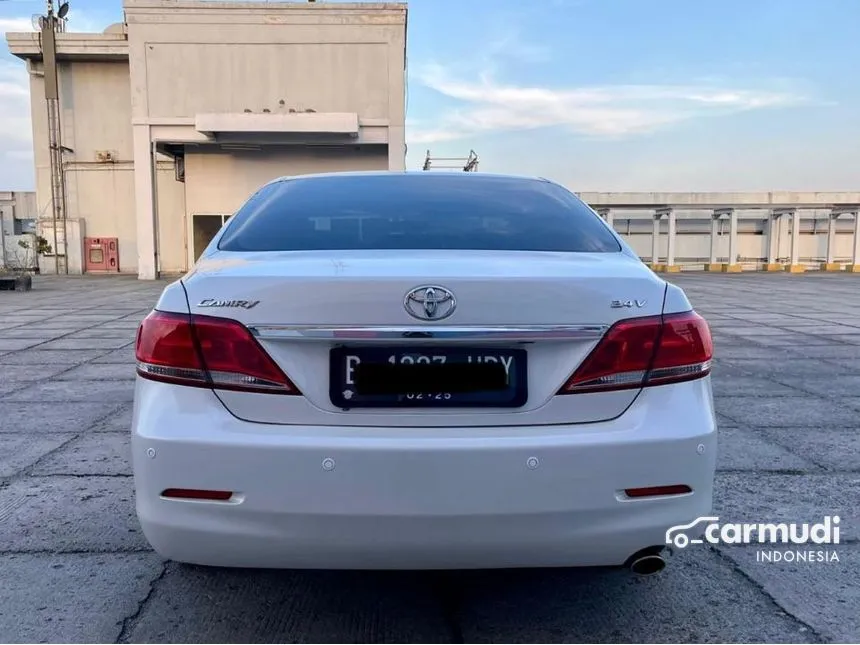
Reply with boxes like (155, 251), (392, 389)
(403, 285), (457, 321)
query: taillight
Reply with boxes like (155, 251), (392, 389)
(559, 311), (712, 394)
(646, 311), (714, 386)
(135, 310), (299, 395)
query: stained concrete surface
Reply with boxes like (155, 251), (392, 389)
(0, 273), (858, 643)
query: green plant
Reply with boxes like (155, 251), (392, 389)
(35, 235), (53, 255)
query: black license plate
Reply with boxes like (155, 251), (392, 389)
(330, 347), (527, 408)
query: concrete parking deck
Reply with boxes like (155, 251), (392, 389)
(0, 274), (858, 643)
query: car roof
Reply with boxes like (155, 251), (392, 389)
(262, 170), (553, 189)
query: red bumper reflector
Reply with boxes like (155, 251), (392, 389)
(161, 488), (233, 501)
(624, 485), (692, 498)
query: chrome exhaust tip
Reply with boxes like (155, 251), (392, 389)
(629, 554), (666, 576)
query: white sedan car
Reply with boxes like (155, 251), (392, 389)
(132, 171), (716, 574)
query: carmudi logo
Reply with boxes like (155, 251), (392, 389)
(666, 515), (842, 563)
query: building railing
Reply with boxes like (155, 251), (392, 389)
(591, 205), (860, 273)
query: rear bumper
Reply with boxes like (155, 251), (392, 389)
(131, 379), (717, 569)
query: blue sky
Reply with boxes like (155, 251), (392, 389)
(2, 0), (859, 191)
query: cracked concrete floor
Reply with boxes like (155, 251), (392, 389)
(0, 273), (858, 644)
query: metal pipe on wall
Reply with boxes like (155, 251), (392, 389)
(40, 8), (66, 274)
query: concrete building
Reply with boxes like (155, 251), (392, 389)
(6, 0), (408, 278)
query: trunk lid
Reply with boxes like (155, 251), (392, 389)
(181, 250), (667, 427)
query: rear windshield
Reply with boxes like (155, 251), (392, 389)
(217, 174), (621, 253)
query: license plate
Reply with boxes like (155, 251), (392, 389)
(330, 347), (527, 408)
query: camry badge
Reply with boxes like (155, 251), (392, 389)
(198, 299), (260, 309)
(404, 286), (457, 321)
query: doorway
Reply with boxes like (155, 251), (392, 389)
(192, 214), (232, 263)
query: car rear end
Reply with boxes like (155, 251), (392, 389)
(131, 172), (717, 570)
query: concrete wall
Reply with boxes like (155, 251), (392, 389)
(184, 147), (387, 216)
(155, 163), (187, 275)
(61, 61), (135, 273)
(60, 61), (133, 162)
(181, 146), (387, 266)
(25, 59), (152, 274)
(144, 44), (391, 121)
(125, 1), (406, 132)
(37, 218), (86, 275)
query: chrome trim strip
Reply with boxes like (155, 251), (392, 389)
(248, 325), (609, 342)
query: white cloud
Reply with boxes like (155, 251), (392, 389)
(0, 16), (35, 188)
(64, 9), (112, 34)
(0, 60), (32, 147)
(481, 28), (551, 66)
(0, 17), (35, 33)
(6, 149), (33, 160)
(409, 63), (807, 144)
(0, 9), (110, 35)
(0, 9), (111, 189)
